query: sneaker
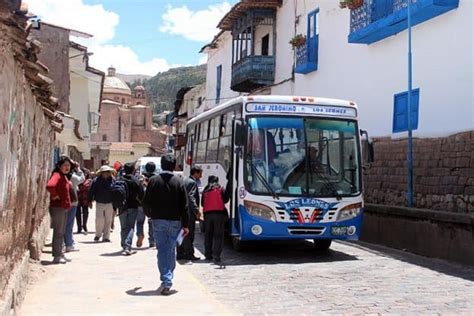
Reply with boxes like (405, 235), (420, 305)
(160, 288), (173, 296)
(65, 246), (79, 252)
(121, 249), (128, 256)
(61, 255), (72, 262)
(94, 236), (100, 242)
(52, 257), (67, 264)
(136, 235), (144, 248)
(149, 242), (156, 248)
(82, 231), (87, 235)
(102, 239), (111, 242)
(83, 226), (88, 232)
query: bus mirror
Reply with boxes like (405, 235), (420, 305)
(360, 129), (374, 164)
(234, 120), (246, 147)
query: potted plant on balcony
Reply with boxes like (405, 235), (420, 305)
(339, 0), (364, 10)
(289, 34), (306, 48)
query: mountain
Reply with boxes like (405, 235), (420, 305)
(139, 64), (207, 114)
(116, 73), (151, 83)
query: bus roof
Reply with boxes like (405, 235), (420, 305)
(187, 95), (358, 126)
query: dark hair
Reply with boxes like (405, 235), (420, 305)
(145, 161), (156, 173)
(190, 165), (203, 176)
(208, 175), (219, 184)
(123, 162), (135, 175)
(160, 154), (176, 172)
(53, 155), (72, 174)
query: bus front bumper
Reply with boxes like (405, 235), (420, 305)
(238, 205), (364, 241)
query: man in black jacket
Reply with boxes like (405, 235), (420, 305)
(177, 165), (203, 261)
(119, 162), (144, 255)
(143, 154), (189, 295)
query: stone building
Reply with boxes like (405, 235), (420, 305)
(0, 1), (64, 313)
(91, 67), (166, 169)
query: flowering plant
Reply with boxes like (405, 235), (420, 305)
(289, 34), (306, 48)
(339, 0), (364, 9)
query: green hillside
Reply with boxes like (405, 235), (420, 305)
(128, 64), (207, 114)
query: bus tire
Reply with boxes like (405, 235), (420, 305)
(232, 237), (247, 252)
(313, 239), (332, 251)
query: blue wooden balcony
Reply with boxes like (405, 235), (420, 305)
(349, 0), (459, 44)
(231, 55), (275, 92)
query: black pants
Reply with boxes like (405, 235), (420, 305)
(75, 203), (89, 232)
(177, 215), (196, 259)
(204, 212), (227, 260)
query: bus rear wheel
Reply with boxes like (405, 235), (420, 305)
(313, 239), (332, 251)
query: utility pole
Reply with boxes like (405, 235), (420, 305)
(407, 0), (414, 207)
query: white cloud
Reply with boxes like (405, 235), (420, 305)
(160, 2), (232, 42)
(26, 0), (119, 44)
(88, 44), (178, 76)
(26, 0), (178, 75)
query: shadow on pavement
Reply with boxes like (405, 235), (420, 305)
(192, 232), (358, 266)
(100, 251), (125, 257)
(126, 287), (178, 296)
(79, 241), (102, 245)
(40, 260), (55, 266)
(349, 241), (474, 282)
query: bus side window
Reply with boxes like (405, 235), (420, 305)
(218, 111), (233, 171)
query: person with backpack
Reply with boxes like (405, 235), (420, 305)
(46, 155), (73, 264)
(136, 161), (157, 248)
(201, 175), (231, 264)
(76, 169), (93, 234)
(118, 162), (144, 255)
(143, 154), (189, 295)
(88, 165), (115, 242)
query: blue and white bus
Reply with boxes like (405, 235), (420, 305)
(184, 95), (373, 250)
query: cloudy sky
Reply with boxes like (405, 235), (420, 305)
(27, 0), (237, 76)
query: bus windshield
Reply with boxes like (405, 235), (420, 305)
(245, 116), (361, 197)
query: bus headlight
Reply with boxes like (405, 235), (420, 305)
(244, 200), (276, 222)
(338, 203), (362, 221)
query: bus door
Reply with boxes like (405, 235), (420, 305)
(229, 117), (245, 236)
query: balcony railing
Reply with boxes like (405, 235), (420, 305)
(231, 55), (275, 92)
(349, 0), (459, 44)
(295, 42), (318, 74)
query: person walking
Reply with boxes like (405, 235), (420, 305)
(88, 165), (115, 242)
(46, 156), (73, 264)
(201, 175), (231, 264)
(177, 165), (203, 261)
(64, 161), (85, 252)
(143, 154), (189, 295)
(76, 169), (93, 234)
(136, 161), (156, 248)
(119, 162), (143, 255)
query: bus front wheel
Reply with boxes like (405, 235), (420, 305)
(232, 237), (247, 252)
(313, 239), (332, 251)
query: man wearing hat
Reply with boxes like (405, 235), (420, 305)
(119, 162), (143, 255)
(88, 165), (115, 242)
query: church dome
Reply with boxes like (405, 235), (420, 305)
(103, 66), (131, 96)
(134, 85), (145, 91)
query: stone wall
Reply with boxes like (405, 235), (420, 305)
(364, 131), (474, 213)
(0, 4), (59, 313)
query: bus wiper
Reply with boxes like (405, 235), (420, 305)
(247, 159), (279, 200)
(310, 166), (342, 201)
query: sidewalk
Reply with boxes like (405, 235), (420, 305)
(19, 210), (234, 315)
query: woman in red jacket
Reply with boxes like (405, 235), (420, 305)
(201, 175), (231, 264)
(46, 156), (73, 264)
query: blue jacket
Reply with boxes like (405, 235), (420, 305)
(88, 176), (113, 204)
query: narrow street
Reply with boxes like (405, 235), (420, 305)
(20, 211), (474, 315)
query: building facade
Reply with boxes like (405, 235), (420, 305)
(201, 0), (473, 212)
(91, 67), (166, 169)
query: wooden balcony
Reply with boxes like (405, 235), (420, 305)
(231, 55), (275, 92)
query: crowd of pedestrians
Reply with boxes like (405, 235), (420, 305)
(45, 153), (231, 294)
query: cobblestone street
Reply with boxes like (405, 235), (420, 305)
(20, 217), (474, 315)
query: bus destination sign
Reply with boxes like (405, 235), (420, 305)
(246, 103), (357, 117)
